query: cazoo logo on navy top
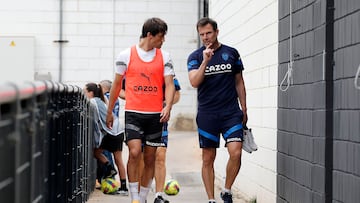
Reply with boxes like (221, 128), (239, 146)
(205, 63), (232, 75)
(204, 52), (233, 75)
(205, 52), (232, 75)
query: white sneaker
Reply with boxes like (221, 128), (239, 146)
(242, 135), (252, 153)
(116, 188), (129, 196)
(247, 128), (258, 151)
(243, 126), (258, 153)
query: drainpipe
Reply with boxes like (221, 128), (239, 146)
(197, 0), (202, 48)
(324, 0), (334, 202)
(112, 0), (116, 79)
(197, 0), (209, 48)
(53, 0), (68, 83)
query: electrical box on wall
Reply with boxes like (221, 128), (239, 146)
(0, 36), (35, 84)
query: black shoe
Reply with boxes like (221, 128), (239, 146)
(104, 164), (117, 178)
(116, 187), (129, 196)
(220, 192), (233, 203)
(154, 195), (169, 203)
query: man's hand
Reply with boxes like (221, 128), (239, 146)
(106, 113), (114, 129)
(203, 43), (214, 63)
(159, 106), (171, 123)
(242, 112), (248, 127)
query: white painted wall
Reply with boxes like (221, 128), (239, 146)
(0, 0), (199, 129)
(209, 0), (278, 202)
(0, 0), (279, 201)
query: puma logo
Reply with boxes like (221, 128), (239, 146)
(141, 73), (151, 83)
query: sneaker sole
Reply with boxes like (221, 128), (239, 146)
(116, 191), (129, 196)
(105, 170), (117, 178)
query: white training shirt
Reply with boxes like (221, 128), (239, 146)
(115, 44), (175, 76)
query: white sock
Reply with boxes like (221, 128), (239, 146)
(147, 178), (153, 188)
(209, 199), (216, 203)
(139, 186), (150, 203)
(223, 188), (231, 193)
(129, 182), (139, 200)
(155, 192), (164, 198)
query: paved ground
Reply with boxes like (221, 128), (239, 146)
(87, 131), (248, 203)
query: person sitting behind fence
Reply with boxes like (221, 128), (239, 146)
(93, 80), (116, 188)
(100, 79), (128, 195)
(84, 82), (128, 195)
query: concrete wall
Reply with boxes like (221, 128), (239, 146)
(277, 0), (328, 202)
(332, 0), (360, 202)
(209, 0), (278, 202)
(0, 0), (199, 130)
(278, 0), (360, 202)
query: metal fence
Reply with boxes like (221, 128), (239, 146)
(0, 81), (96, 203)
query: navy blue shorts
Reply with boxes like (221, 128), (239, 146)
(125, 111), (163, 147)
(160, 122), (169, 147)
(196, 110), (244, 148)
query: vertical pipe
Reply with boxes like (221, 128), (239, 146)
(197, 0), (201, 48)
(59, 0), (63, 82)
(324, 0), (334, 202)
(112, 0), (116, 79)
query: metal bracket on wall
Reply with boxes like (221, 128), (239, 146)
(280, 61), (294, 92)
(355, 64), (360, 90)
(53, 40), (69, 43)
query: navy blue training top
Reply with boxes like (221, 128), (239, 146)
(104, 92), (120, 117)
(187, 44), (244, 113)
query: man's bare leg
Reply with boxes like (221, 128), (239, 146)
(201, 148), (216, 200)
(127, 139), (142, 201)
(224, 142), (242, 189)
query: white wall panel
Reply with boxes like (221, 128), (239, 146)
(0, 0), (199, 129)
(0, 36), (35, 83)
(210, 0), (278, 202)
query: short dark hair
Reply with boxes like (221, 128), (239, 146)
(85, 82), (105, 102)
(196, 17), (217, 32)
(141, 17), (168, 38)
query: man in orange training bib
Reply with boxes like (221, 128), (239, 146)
(106, 17), (175, 203)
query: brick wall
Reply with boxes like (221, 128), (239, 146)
(278, 0), (360, 202)
(0, 0), (200, 129)
(332, 0), (360, 202)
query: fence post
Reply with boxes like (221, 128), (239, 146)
(0, 81), (96, 203)
(0, 83), (18, 203)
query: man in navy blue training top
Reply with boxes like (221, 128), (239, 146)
(187, 17), (248, 203)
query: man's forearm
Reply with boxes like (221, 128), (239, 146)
(189, 61), (207, 88)
(107, 75), (123, 114)
(164, 84), (175, 110)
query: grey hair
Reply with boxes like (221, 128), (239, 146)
(99, 79), (112, 92)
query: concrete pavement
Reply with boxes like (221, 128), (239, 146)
(86, 131), (247, 203)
